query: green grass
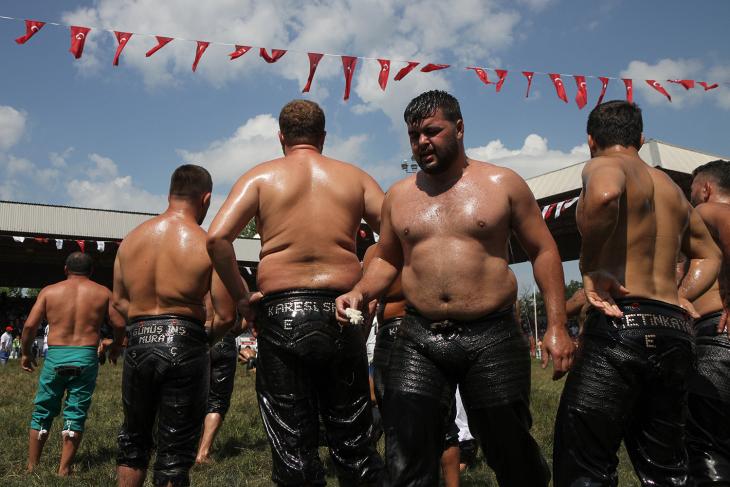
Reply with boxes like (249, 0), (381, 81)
(0, 360), (640, 486)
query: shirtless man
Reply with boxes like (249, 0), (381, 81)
(337, 90), (574, 487)
(364, 244), (460, 487)
(21, 252), (124, 475)
(207, 100), (385, 486)
(114, 165), (234, 487)
(685, 159), (730, 484)
(553, 101), (722, 487)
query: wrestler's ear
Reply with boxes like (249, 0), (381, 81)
(318, 131), (326, 152)
(455, 119), (464, 141)
(64, 265), (69, 276)
(201, 192), (212, 211)
(278, 131), (286, 155)
(587, 135), (596, 155)
(640, 133), (645, 147)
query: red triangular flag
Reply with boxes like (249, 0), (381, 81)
(699, 81), (719, 91)
(394, 61), (419, 81)
(622, 79), (634, 103)
(76, 240), (86, 253)
(495, 69), (508, 92)
(668, 79), (695, 90)
(228, 45), (251, 60)
(549, 73), (568, 103)
(646, 80), (672, 102)
(574, 75), (587, 109)
(522, 71), (534, 98)
(34, 237), (49, 244)
(69, 26), (91, 59)
(15, 20), (45, 44)
(467, 67), (491, 85)
(596, 77), (610, 106)
(260, 48), (286, 63)
(421, 63), (449, 73)
(192, 41), (209, 72)
(113, 31), (132, 66)
(341, 56), (357, 101)
(303, 53), (324, 93)
(145, 36), (173, 57)
(378, 59), (390, 90)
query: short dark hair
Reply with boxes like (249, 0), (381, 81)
(65, 252), (93, 275)
(404, 90), (462, 126)
(692, 159), (730, 192)
(587, 100), (643, 150)
(279, 100), (325, 145)
(169, 164), (212, 199)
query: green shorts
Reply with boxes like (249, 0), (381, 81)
(30, 345), (99, 433)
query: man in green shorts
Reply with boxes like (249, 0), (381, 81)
(21, 252), (125, 476)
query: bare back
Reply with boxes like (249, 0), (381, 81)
(252, 151), (383, 293)
(692, 202), (730, 315)
(116, 213), (212, 321)
(388, 161), (522, 320)
(578, 153), (689, 304)
(38, 277), (111, 347)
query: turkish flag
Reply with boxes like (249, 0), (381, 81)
(113, 32), (132, 66)
(574, 75), (587, 109)
(69, 26), (91, 59)
(378, 59), (391, 90)
(699, 81), (719, 91)
(549, 73), (568, 103)
(145, 36), (173, 57)
(228, 45), (251, 60)
(192, 41), (209, 72)
(394, 61), (419, 81)
(522, 71), (534, 98)
(260, 48), (286, 63)
(421, 63), (449, 72)
(622, 79), (633, 103)
(341, 56), (357, 100)
(596, 76), (610, 106)
(15, 20), (45, 44)
(303, 53), (324, 93)
(668, 79), (695, 90)
(467, 67), (491, 85)
(495, 69), (508, 92)
(646, 80), (672, 102)
(76, 240), (86, 253)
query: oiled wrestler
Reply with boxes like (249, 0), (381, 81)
(21, 252), (125, 476)
(553, 101), (721, 487)
(686, 159), (730, 485)
(113, 165), (235, 487)
(338, 91), (574, 487)
(207, 100), (385, 486)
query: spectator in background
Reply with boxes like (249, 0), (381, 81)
(1, 325), (12, 365)
(12, 335), (21, 360)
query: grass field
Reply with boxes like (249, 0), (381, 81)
(0, 360), (640, 486)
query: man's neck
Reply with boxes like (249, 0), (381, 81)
(66, 274), (89, 281)
(165, 200), (200, 224)
(423, 155), (468, 188)
(708, 193), (730, 205)
(593, 145), (640, 158)
(284, 144), (321, 155)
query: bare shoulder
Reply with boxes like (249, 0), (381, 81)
(385, 175), (416, 200)
(470, 160), (530, 194)
(695, 202), (730, 225)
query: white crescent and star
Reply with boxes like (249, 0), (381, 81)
(30, 25), (39, 32)
(75, 33), (85, 40)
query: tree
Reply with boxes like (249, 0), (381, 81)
(565, 279), (583, 299)
(240, 219), (257, 238)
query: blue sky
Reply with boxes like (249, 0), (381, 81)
(1, 0), (728, 292)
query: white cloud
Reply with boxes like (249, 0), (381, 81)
(620, 58), (706, 108)
(50, 147), (75, 168)
(5, 155), (34, 176)
(66, 174), (167, 213)
(0, 105), (27, 150)
(87, 153), (119, 179)
(707, 64), (730, 110)
(467, 134), (589, 179)
(61, 0), (526, 123)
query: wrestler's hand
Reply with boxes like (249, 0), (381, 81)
(238, 291), (262, 327)
(541, 324), (575, 380)
(678, 297), (700, 320)
(108, 343), (122, 365)
(583, 271), (629, 318)
(336, 290), (364, 326)
(21, 354), (37, 372)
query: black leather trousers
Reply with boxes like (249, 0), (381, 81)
(207, 332), (238, 417)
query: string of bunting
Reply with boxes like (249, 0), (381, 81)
(9, 235), (119, 252)
(3, 15), (722, 105)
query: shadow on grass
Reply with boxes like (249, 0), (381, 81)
(74, 445), (117, 468)
(215, 435), (270, 460)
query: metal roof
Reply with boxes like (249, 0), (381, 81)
(0, 200), (260, 262)
(526, 139), (728, 200)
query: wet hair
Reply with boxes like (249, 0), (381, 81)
(404, 90), (462, 126)
(587, 100), (643, 150)
(279, 100), (326, 145)
(692, 159), (730, 192)
(65, 252), (93, 275)
(169, 164), (212, 199)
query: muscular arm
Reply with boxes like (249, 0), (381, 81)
(107, 291), (126, 348)
(509, 172), (567, 329)
(112, 253), (130, 321)
(578, 160), (627, 273)
(207, 173), (256, 303)
(679, 206), (721, 302)
(209, 269), (237, 343)
(566, 288), (587, 318)
(362, 172), (385, 234)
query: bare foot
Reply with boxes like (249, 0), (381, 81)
(195, 455), (214, 466)
(58, 467), (72, 476)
